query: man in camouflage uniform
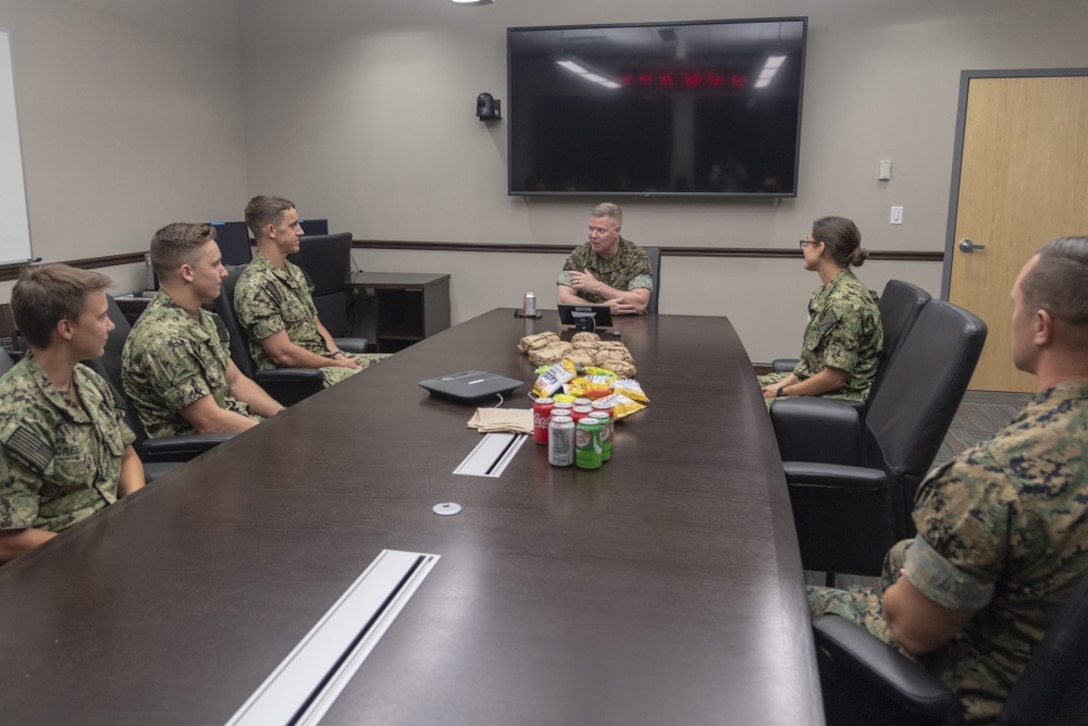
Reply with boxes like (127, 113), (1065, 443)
(122, 223), (284, 438)
(233, 195), (388, 388)
(557, 202), (653, 316)
(0, 265), (144, 562)
(808, 236), (1088, 724)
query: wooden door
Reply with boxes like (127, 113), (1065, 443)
(947, 73), (1088, 392)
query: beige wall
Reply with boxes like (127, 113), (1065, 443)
(238, 0), (1087, 360)
(0, 0), (249, 300)
(2, 0), (1086, 361)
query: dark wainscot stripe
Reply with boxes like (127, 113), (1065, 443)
(353, 240), (944, 262)
(0, 244), (941, 282)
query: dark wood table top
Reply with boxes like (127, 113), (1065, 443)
(0, 309), (822, 725)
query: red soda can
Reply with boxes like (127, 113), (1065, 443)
(532, 397), (555, 444)
(591, 399), (614, 417)
(572, 397), (592, 408)
(571, 405), (593, 424)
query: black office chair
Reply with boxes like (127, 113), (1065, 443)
(214, 270), (326, 406)
(642, 246), (662, 314)
(771, 299), (987, 577)
(286, 232), (368, 353)
(813, 567), (1088, 726)
(770, 280), (931, 406)
(95, 295), (230, 482)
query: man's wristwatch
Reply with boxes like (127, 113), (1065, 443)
(776, 387), (788, 397)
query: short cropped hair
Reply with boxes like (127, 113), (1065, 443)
(590, 203), (622, 226)
(11, 264), (112, 349)
(812, 216), (869, 267)
(150, 223), (216, 281)
(245, 195), (295, 238)
(1022, 236), (1088, 351)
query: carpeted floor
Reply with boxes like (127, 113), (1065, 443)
(803, 390), (1033, 590)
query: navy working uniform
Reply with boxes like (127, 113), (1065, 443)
(122, 291), (261, 438)
(758, 269), (882, 401)
(0, 356), (135, 537)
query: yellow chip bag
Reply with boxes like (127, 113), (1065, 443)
(565, 376), (613, 399)
(595, 392), (646, 420)
(612, 379), (649, 403)
(581, 366), (618, 381)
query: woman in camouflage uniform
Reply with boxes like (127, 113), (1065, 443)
(758, 216), (883, 402)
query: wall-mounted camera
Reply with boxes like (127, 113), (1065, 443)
(476, 92), (501, 122)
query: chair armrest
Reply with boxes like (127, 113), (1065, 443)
(254, 368), (326, 406)
(140, 433), (231, 462)
(334, 337), (369, 354)
(770, 396), (863, 463)
(783, 462), (887, 488)
(813, 615), (963, 721)
(771, 357), (798, 373)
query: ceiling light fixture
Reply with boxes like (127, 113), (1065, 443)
(450, 0), (493, 5)
(754, 56), (787, 89)
(554, 55), (622, 89)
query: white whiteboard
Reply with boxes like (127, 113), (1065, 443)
(0, 30), (32, 265)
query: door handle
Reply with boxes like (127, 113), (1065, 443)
(958, 238), (986, 253)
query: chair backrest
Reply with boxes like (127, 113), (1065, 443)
(643, 246), (661, 314)
(214, 269), (259, 379)
(287, 232), (352, 296)
(866, 279), (932, 406)
(93, 294), (151, 447)
(312, 291), (350, 338)
(0, 347), (13, 376)
(287, 232), (353, 336)
(999, 569), (1088, 725)
(864, 299), (987, 536)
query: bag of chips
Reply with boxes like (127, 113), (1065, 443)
(532, 359), (577, 398)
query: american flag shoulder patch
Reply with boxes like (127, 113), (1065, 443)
(5, 426), (55, 473)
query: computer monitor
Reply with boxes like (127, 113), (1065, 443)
(558, 303), (613, 331)
(299, 218), (329, 236)
(210, 221), (252, 267)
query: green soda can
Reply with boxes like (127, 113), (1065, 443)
(589, 410), (612, 462)
(575, 417), (603, 470)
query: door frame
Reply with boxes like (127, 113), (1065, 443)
(940, 67), (1088, 299)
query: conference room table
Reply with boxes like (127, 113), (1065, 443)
(0, 308), (823, 725)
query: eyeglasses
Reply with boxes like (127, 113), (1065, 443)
(799, 239), (823, 249)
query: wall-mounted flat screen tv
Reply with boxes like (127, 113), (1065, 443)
(507, 17), (807, 198)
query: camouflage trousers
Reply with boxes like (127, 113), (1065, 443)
(806, 539), (914, 656)
(320, 353), (392, 387)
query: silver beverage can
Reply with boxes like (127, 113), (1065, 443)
(548, 412), (575, 467)
(523, 292), (537, 317)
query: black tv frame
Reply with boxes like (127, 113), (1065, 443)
(507, 17), (808, 199)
